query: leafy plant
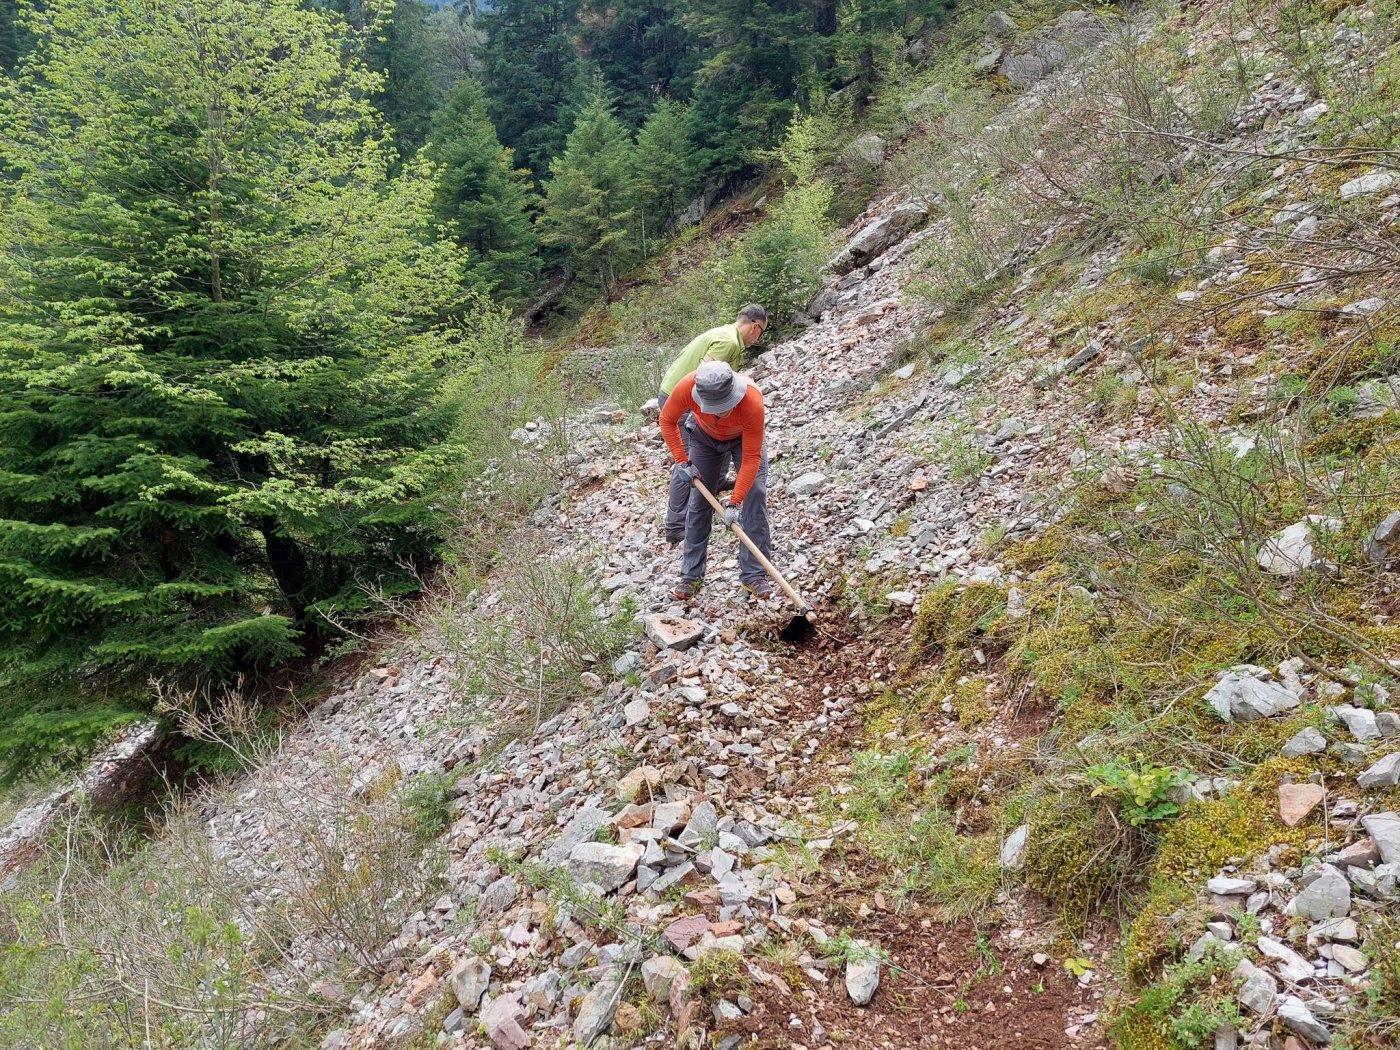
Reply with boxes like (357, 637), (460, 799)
(1064, 956), (1094, 977)
(818, 929), (891, 968)
(0, 0), (485, 780)
(1087, 758), (1191, 827)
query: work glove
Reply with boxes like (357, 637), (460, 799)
(723, 504), (741, 527)
(674, 461), (696, 485)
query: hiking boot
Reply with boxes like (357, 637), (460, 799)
(664, 526), (684, 546)
(671, 577), (703, 600)
(741, 580), (774, 601)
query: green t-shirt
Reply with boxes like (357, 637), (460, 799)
(659, 323), (745, 395)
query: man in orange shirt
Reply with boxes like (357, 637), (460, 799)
(659, 360), (773, 601)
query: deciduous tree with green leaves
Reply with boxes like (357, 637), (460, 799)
(0, 0), (480, 780)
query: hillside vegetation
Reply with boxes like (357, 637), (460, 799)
(2, 0), (1400, 1049)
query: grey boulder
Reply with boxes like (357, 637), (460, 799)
(1359, 752), (1400, 789)
(845, 132), (887, 168)
(1292, 865), (1351, 921)
(1361, 811), (1400, 864)
(568, 841), (642, 892)
(1205, 669), (1300, 722)
(1364, 511), (1400, 566)
(451, 955), (491, 1012)
(845, 941), (881, 1006)
(998, 10), (1105, 88)
(1234, 959), (1277, 1016)
(573, 967), (627, 1046)
(1278, 995), (1330, 1045)
(829, 203), (932, 275)
(1282, 726), (1327, 757)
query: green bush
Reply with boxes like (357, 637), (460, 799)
(716, 116), (836, 330)
(602, 346), (669, 416)
(0, 772), (444, 1047)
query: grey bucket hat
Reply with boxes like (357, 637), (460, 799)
(693, 360), (748, 414)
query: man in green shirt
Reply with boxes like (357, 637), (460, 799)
(657, 304), (767, 544)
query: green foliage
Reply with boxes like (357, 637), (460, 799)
(538, 84), (638, 300)
(689, 948), (747, 998)
(818, 929), (893, 968)
(603, 345), (669, 416)
(0, 775), (440, 1046)
(933, 416), (994, 482)
(1087, 758), (1191, 827)
(683, 0), (815, 184)
(825, 749), (1000, 920)
(578, 0), (699, 129)
(428, 78), (542, 306)
(479, 0), (586, 178)
(1111, 951), (1243, 1050)
(632, 99), (695, 241)
(1337, 916), (1400, 1047)
(400, 769), (457, 843)
(715, 116), (835, 330)
(319, 0), (444, 153)
(0, 0), (483, 779)
(0, 0), (32, 74)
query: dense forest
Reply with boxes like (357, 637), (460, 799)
(0, 0), (956, 780)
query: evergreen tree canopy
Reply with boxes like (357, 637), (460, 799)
(479, 0), (586, 178)
(315, 0), (446, 154)
(428, 78), (542, 306)
(0, 0), (478, 780)
(537, 86), (637, 299)
(683, 0), (816, 184)
(0, 0), (31, 75)
(578, 0), (700, 129)
(633, 98), (694, 239)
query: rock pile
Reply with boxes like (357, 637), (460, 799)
(1186, 800), (1400, 1048)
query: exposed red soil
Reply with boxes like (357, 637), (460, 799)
(742, 923), (1104, 1049)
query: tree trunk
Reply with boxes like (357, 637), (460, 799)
(262, 516), (310, 618)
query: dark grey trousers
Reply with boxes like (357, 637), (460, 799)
(677, 417), (771, 585)
(658, 389), (691, 539)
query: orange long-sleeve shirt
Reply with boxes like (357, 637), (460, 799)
(659, 371), (766, 505)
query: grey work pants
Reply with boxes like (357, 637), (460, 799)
(657, 389), (692, 539)
(678, 418), (771, 585)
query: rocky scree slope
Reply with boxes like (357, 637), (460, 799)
(308, 2), (1400, 1046)
(15, 2), (1400, 1048)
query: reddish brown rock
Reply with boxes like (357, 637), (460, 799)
(644, 614), (706, 651)
(1278, 782), (1325, 827)
(663, 914), (710, 951)
(1334, 836), (1381, 869)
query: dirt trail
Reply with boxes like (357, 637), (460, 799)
(687, 616), (1110, 1050)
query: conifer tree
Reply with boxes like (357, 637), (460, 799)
(537, 86), (638, 299)
(683, 0), (814, 184)
(314, 0), (444, 154)
(479, 0), (585, 177)
(0, 0), (477, 779)
(578, 0), (700, 129)
(0, 0), (29, 75)
(429, 79), (542, 306)
(633, 99), (694, 240)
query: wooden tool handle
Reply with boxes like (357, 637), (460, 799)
(690, 476), (813, 617)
